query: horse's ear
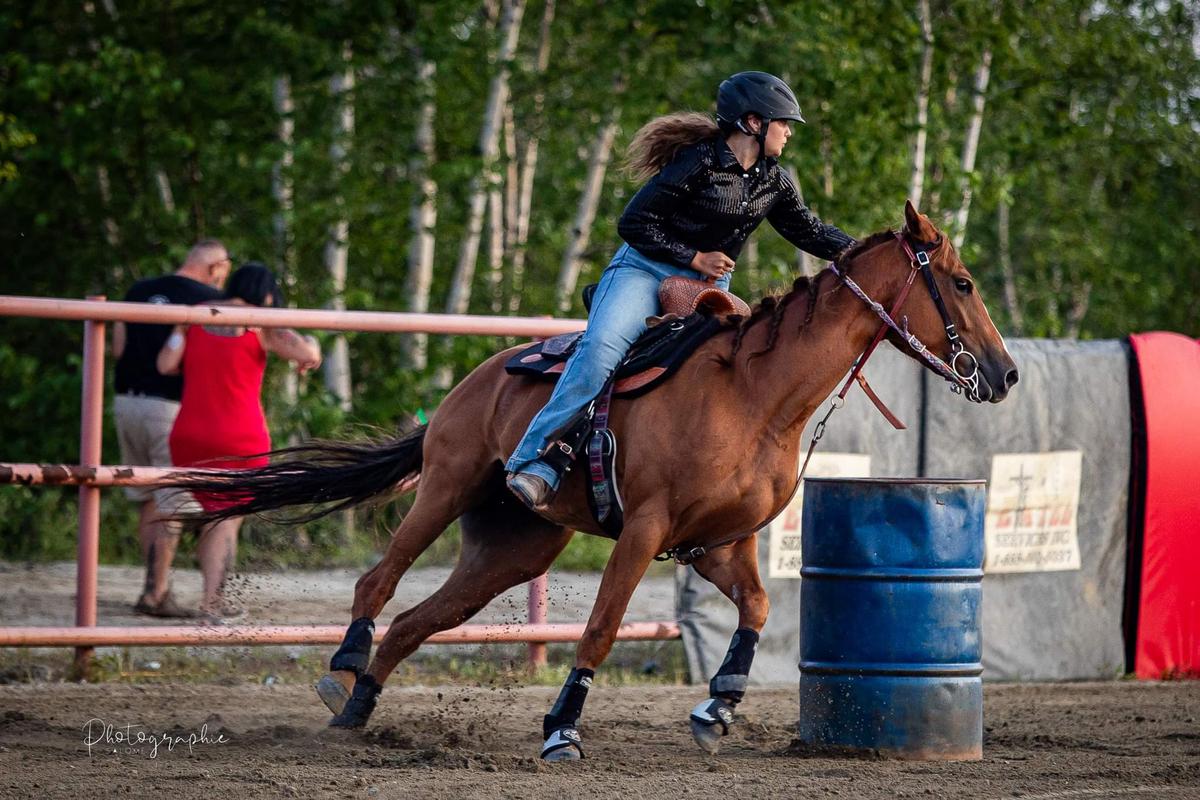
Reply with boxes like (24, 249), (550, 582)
(903, 199), (939, 242)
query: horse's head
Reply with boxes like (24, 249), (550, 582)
(881, 201), (1019, 403)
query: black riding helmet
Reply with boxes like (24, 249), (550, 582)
(717, 71), (804, 169)
(716, 71), (806, 129)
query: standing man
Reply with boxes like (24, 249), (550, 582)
(112, 238), (230, 617)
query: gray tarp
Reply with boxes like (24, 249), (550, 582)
(923, 339), (1130, 679)
(677, 339), (1130, 684)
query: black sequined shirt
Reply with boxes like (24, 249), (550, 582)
(617, 136), (854, 269)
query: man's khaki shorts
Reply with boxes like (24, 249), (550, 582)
(112, 393), (200, 515)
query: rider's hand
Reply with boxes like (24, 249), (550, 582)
(690, 251), (736, 283)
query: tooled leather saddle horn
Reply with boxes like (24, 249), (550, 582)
(657, 276), (752, 323)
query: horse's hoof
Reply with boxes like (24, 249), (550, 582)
(328, 715), (366, 729)
(542, 744), (582, 762)
(690, 717), (725, 755)
(689, 698), (734, 755)
(327, 674), (381, 728)
(540, 726), (584, 761)
(315, 671), (356, 715)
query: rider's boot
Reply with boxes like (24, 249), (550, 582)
(506, 470), (557, 511)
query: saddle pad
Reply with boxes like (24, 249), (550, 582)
(505, 312), (724, 399)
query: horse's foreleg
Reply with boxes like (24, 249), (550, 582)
(540, 513), (667, 762)
(328, 498), (572, 729)
(686, 534), (769, 755)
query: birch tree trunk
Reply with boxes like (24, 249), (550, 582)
(1065, 282), (1092, 339)
(323, 43), (354, 412)
(555, 110), (619, 313)
(155, 171), (176, 214)
(272, 76), (296, 281)
(926, 71), (958, 216)
(82, 4), (123, 251)
(820, 115), (834, 201)
(908, 0), (933, 209)
(952, 46), (993, 249)
(503, 102), (519, 257)
(271, 75), (302, 431)
(433, 0), (525, 389)
(785, 164), (816, 276)
(444, 0), (525, 316)
(486, 179), (505, 312)
(402, 57), (437, 370)
(743, 234), (761, 296)
(996, 190), (1023, 334)
(507, 0), (555, 315)
(1089, 94), (1122, 203)
(95, 165), (121, 248)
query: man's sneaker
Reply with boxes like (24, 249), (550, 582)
(506, 472), (556, 511)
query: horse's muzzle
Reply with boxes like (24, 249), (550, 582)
(978, 351), (1019, 403)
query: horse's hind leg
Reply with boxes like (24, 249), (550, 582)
(329, 491), (572, 729)
(316, 462), (497, 714)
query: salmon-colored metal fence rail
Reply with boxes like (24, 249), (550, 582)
(0, 295), (681, 675)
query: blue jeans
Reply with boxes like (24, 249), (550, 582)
(506, 244), (729, 489)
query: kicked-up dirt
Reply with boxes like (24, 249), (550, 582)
(0, 680), (1197, 799)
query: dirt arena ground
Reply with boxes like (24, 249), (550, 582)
(0, 681), (1197, 799)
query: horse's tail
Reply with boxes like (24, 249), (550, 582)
(166, 425), (427, 525)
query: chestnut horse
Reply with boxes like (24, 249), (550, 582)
(175, 202), (1017, 761)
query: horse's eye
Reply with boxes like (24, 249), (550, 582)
(954, 278), (973, 294)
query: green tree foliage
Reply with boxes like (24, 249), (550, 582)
(1, 0), (1196, 562)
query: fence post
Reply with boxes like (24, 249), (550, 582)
(527, 572), (549, 669)
(73, 296), (106, 679)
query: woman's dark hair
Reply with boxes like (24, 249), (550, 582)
(624, 112), (721, 182)
(225, 262), (283, 308)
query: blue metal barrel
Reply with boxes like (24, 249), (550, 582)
(798, 477), (985, 760)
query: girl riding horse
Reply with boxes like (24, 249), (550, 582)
(505, 71), (855, 512)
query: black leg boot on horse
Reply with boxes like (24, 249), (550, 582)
(686, 536), (769, 754)
(315, 616), (376, 713)
(532, 505), (669, 760)
(540, 667), (594, 760)
(689, 627), (759, 753)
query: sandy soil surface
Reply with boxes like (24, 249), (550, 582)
(0, 560), (675, 629)
(0, 681), (1197, 799)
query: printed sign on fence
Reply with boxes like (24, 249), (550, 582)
(767, 453), (871, 579)
(985, 451), (1083, 573)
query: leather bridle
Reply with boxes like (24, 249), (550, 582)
(831, 230), (983, 410)
(663, 229), (985, 566)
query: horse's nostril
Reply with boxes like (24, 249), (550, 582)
(1004, 368), (1020, 390)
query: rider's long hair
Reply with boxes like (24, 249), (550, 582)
(624, 112), (722, 182)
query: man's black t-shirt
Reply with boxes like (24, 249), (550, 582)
(114, 274), (222, 400)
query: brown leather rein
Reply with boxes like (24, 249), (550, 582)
(662, 230), (974, 565)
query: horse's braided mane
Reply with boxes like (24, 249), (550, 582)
(728, 229), (898, 361)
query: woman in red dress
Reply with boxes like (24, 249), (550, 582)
(158, 263), (321, 620)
